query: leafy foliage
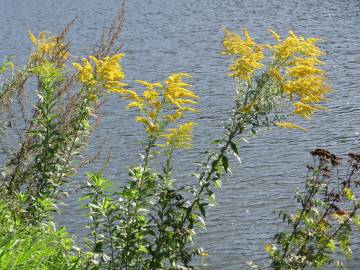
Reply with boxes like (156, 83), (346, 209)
(0, 198), (82, 270)
(264, 150), (360, 270)
(78, 29), (338, 270)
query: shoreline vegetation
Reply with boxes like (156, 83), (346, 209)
(1, 3), (359, 270)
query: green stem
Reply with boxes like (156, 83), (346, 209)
(150, 152), (174, 268)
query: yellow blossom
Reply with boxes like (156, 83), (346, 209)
(72, 54), (127, 91)
(28, 31), (70, 62)
(268, 67), (284, 89)
(241, 102), (257, 114)
(289, 57), (324, 66)
(166, 110), (183, 122)
(149, 111), (156, 119)
(179, 107), (198, 113)
(96, 54), (125, 83)
(92, 54), (127, 90)
(143, 90), (159, 102)
(286, 64), (324, 78)
(293, 102), (325, 119)
(275, 122), (308, 132)
(283, 77), (331, 99)
(73, 58), (96, 86)
(224, 28), (331, 132)
(199, 251), (209, 257)
(164, 73), (198, 111)
(268, 29), (281, 42)
(120, 90), (145, 107)
(160, 122), (196, 150)
(222, 28), (264, 81)
(135, 116), (148, 125)
(136, 80), (162, 89)
(135, 80), (162, 105)
(271, 31), (323, 62)
(147, 124), (159, 133)
(267, 31), (331, 121)
(135, 116), (159, 133)
(264, 244), (276, 255)
(107, 72), (198, 136)
(28, 31), (38, 44)
(127, 101), (143, 110)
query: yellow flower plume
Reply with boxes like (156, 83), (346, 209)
(275, 122), (308, 132)
(73, 58), (95, 86)
(164, 73), (198, 110)
(267, 30), (331, 123)
(222, 28), (264, 81)
(72, 53), (127, 91)
(160, 122), (197, 150)
(271, 30), (323, 61)
(108, 73), (198, 136)
(223, 28), (331, 131)
(28, 31), (69, 62)
(268, 29), (281, 42)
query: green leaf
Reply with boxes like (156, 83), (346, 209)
(353, 214), (360, 230)
(222, 155), (229, 173)
(343, 188), (355, 201)
(211, 139), (222, 145)
(199, 203), (206, 217)
(197, 215), (206, 229)
(211, 160), (218, 171)
(326, 239), (336, 253)
(208, 193), (216, 206)
(213, 179), (222, 189)
(230, 141), (238, 155)
(139, 245), (148, 253)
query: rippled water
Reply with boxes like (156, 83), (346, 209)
(1, 0), (360, 269)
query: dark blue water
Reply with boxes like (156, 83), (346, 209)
(1, 0), (359, 269)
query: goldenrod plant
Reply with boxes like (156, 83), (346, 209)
(261, 150), (360, 270)
(0, 8), (125, 222)
(0, 197), (82, 270)
(0, 7), (358, 269)
(79, 28), (338, 270)
(0, 4), (126, 269)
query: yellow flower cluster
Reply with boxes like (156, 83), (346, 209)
(223, 28), (331, 131)
(268, 30), (331, 120)
(74, 55), (196, 137)
(31, 62), (62, 80)
(222, 28), (264, 81)
(116, 73), (198, 134)
(28, 31), (69, 62)
(73, 58), (95, 86)
(90, 54), (126, 91)
(164, 73), (198, 114)
(73, 54), (127, 91)
(271, 31), (323, 61)
(275, 122), (308, 132)
(131, 80), (163, 133)
(160, 122), (196, 150)
(128, 80), (162, 111)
